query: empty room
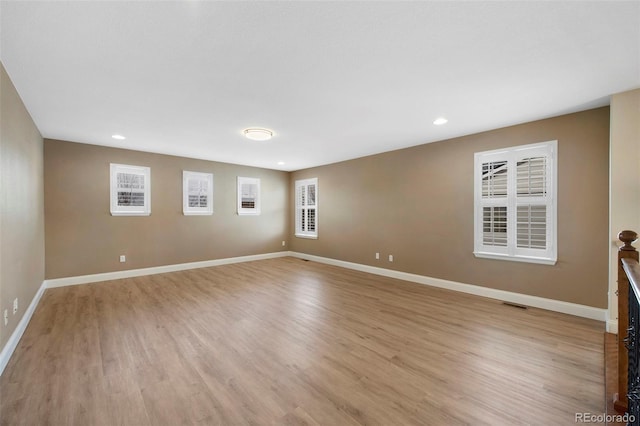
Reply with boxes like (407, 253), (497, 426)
(1, 1), (639, 425)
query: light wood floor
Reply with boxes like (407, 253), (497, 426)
(1, 257), (605, 425)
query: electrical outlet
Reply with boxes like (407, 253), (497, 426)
(119, 255), (126, 263)
(282, 241), (286, 247)
(389, 254), (394, 262)
(3, 309), (7, 326)
(375, 252), (380, 260)
(13, 298), (18, 315)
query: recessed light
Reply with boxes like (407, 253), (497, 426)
(243, 128), (273, 141)
(277, 161), (285, 166)
(433, 117), (448, 126)
(112, 134), (126, 140)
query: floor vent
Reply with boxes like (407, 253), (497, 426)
(503, 302), (528, 310)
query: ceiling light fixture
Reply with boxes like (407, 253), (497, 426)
(433, 117), (448, 126)
(277, 161), (285, 166)
(111, 134), (126, 140)
(243, 128), (273, 141)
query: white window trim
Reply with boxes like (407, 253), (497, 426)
(237, 177), (261, 215)
(110, 163), (151, 216)
(295, 177), (318, 239)
(183, 171), (213, 216)
(473, 140), (557, 265)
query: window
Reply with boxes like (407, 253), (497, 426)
(237, 177), (260, 215)
(183, 171), (213, 215)
(295, 178), (318, 238)
(110, 163), (151, 216)
(474, 140), (557, 264)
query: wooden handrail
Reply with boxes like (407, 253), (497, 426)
(615, 230), (639, 413)
(622, 258), (640, 302)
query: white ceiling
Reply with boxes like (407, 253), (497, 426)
(1, 1), (638, 171)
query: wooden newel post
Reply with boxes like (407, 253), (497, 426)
(615, 230), (639, 413)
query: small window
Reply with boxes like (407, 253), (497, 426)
(237, 177), (260, 215)
(183, 171), (213, 215)
(295, 178), (318, 239)
(110, 164), (151, 216)
(474, 141), (557, 264)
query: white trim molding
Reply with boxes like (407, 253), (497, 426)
(607, 319), (618, 334)
(0, 280), (47, 376)
(1, 251), (290, 376)
(3, 250), (606, 378)
(44, 251), (290, 288)
(289, 252), (607, 322)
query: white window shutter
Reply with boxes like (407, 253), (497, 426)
(110, 164), (151, 216)
(295, 178), (318, 238)
(237, 177), (260, 215)
(183, 171), (213, 215)
(473, 141), (556, 265)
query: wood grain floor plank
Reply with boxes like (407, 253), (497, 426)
(0, 257), (605, 425)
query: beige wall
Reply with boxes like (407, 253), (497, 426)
(609, 88), (640, 330)
(44, 140), (289, 279)
(0, 63), (45, 349)
(290, 107), (610, 308)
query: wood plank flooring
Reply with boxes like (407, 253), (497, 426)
(1, 257), (605, 425)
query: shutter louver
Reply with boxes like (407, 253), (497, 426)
(188, 177), (208, 208)
(117, 173), (145, 206)
(110, 164), (151, 216)
(482, 206), (508, 246)
(482, 161), (507, 198)
(237, 177), (260, 215)
(241, 183), (257, 209)
(517, 157), (546, 196)
(474, 141), (556, 264)
(295, 178), (318, 238)
(183, 171), (213, 215)
(517, 205), (546, 249)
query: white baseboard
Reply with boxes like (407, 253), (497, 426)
(0, 280), (47, 376)
(290, 252), (608, 322)
(1, 251), (290, 376)
(44, 251), (290, 288)
(2, 249), (607, 377)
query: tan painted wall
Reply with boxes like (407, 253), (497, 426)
(608, 88), (640, 329)
(0, 63), (45, 349)
(44, 140), (289, 279)
(290, 107), (610, 308)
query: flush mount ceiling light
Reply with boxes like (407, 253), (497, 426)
(433, 117), (448, 126)
(111, 134), (126, 140)
(277, 161), (285, 166)
(243, 128), (273, 141)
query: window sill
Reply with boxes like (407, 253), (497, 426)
(473, 251), (557, 265)
(110, 211), (151, 216)
(295, 234), (318, 240)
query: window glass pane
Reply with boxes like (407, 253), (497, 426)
(482, 206), (507, 246)
(307, 209), (316, 231)
(517, 205), (546, 249)
(188, 178), (208, 207)
(482, 161), (507, 198)
(517, 157), (546, 197)
(241, 183), (257, 208)
(117, 172), (145, 206)
(307, 185), (316, 206)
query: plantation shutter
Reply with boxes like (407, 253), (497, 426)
(514, 152), (553, 257)
(237, 177), (260, 215)
(183, 171), (213, 215)
(110, 164), (151, 216)
(116, 172), (145, 207)
(480, 160), (508, 248)
(295, 178), (318, 238)
(474, 141), (556, 264)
